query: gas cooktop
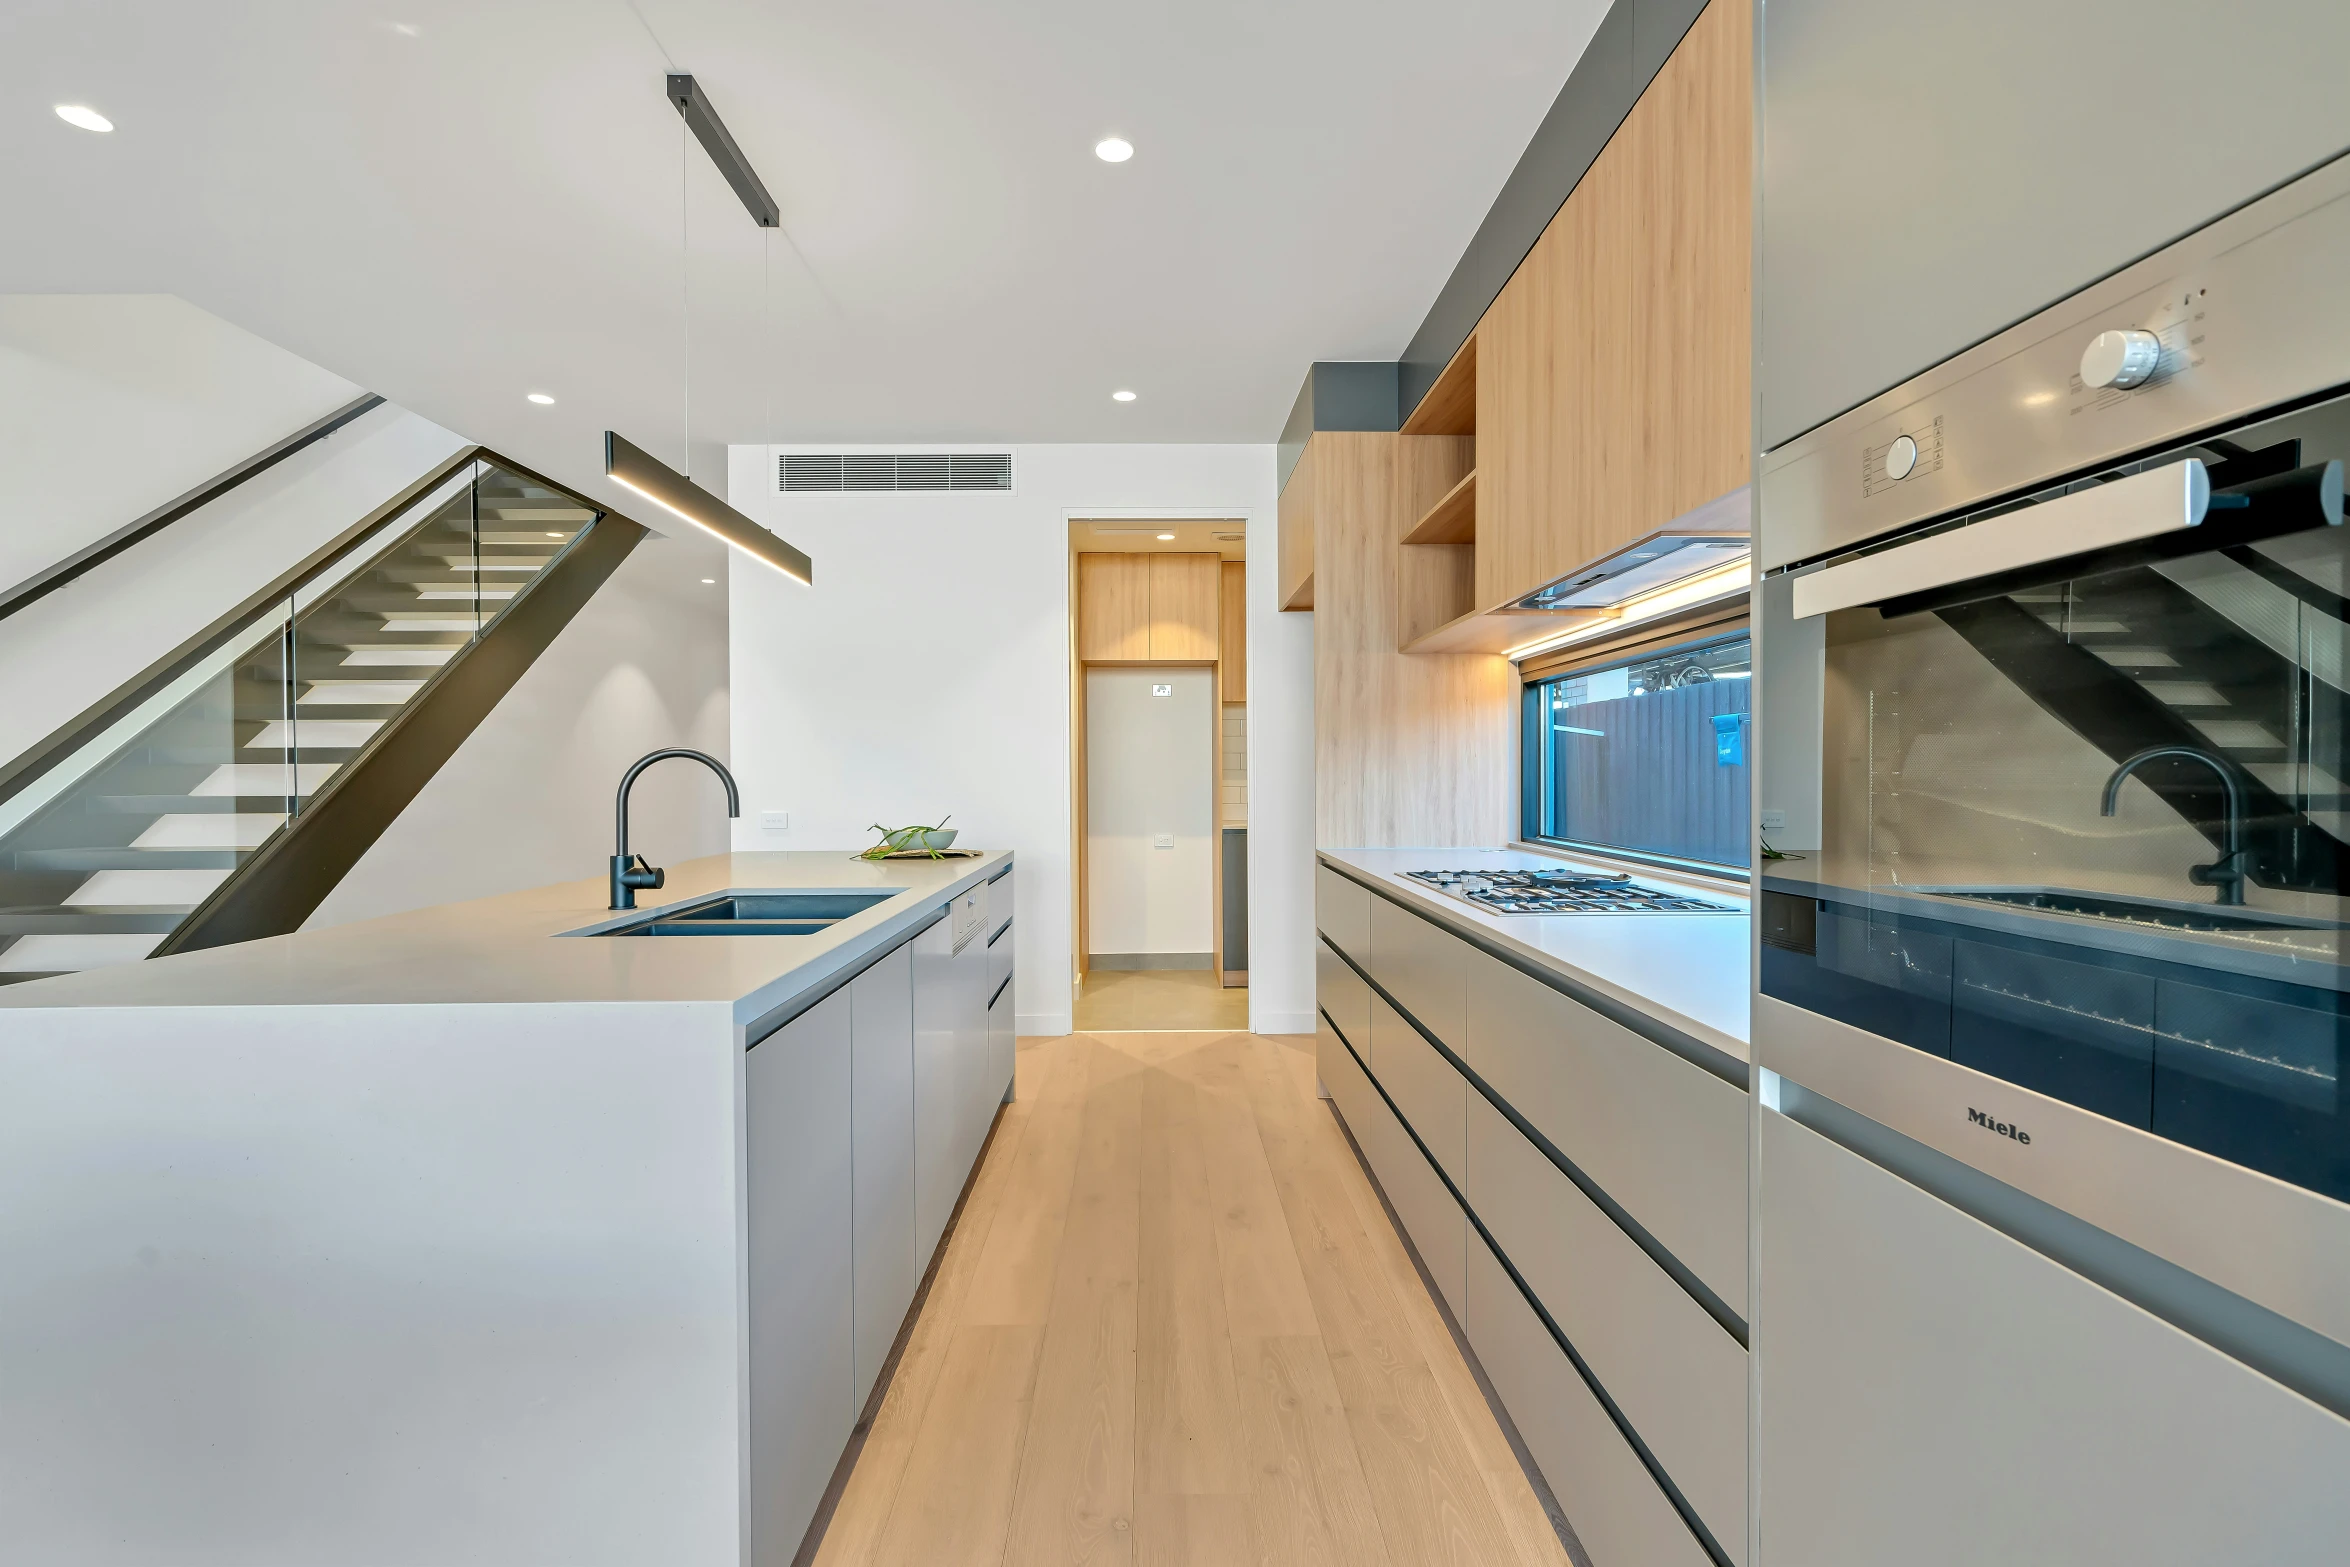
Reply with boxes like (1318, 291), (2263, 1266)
(1405, 868), (1740, 916)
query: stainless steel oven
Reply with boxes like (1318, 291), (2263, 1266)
(1755, 149), (2350, 1355)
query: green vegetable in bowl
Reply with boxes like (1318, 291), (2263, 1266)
(857, 816), (955, 860)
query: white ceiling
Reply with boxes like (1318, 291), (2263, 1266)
(0, 0), (1605, 508)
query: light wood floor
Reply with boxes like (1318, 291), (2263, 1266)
(811, 1030), (1572, 1567)
(1072, 970), (1250, 1033)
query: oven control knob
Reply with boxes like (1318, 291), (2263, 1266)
(2081, 328), (2164, 390)
(1884, 434), (1919, 481)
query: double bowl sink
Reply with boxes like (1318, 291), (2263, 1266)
(591, 890), (900, 937)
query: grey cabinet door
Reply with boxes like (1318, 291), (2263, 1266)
(1466, 1093), (1746, 1556)
(911, 913), (959, 1265)
(1758, 1110), (2350, 1566)
(1460, 944), (1748, 1309)
(850, 946), (916, 1413)
(747, 989), (855, 1567)
(953, 903), (993, 1176)
(1464, 1233), (1711, 1567)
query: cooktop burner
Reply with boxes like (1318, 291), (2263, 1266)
(1405, 868), (1739, 916)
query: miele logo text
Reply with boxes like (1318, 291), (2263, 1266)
(1968, 1107), (2030, 1145)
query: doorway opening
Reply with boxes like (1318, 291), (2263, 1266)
(1068, 519), (1246, 1032)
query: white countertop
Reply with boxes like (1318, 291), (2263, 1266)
(0, 850), (1009, 1025)
(1319, 846), (1751, 1061)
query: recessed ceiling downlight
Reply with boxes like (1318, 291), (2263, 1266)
(527, 392), (555, 405)
(1094, 137), (1133, 163)
(55, 104), (113, 133)
(1112, 389), (1137, 402)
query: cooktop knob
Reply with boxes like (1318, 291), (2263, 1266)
(2080, 328), (2164, 390)
(1884, 433), (1919, 481)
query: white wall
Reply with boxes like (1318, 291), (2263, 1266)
(726, 443), (1305, 1037)
(0, 401), (466, 768)
(0, 295), (363, 591)
(1085, 666), (1213, 960)
(1245, 505), (1316, 1036)
(306, 529), (732, 929)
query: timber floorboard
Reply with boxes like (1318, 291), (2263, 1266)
(810, 1031), (1571, 1567)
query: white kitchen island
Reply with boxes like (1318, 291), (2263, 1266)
(0, 849), (1017, 1567)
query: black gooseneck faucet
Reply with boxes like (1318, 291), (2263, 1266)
(2100, 744), (2251, 907)
(611, 748), (740, 909)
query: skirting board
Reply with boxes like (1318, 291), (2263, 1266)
(1089, 952), (1213, 971)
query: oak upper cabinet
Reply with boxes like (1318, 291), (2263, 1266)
(1078, 553), (1152, 661)
(1148, 554), (1220, 660)
(1219, 560), (1246, 700)
(1078, 552), (1220, 662)
(1476, 0), (1751, 612)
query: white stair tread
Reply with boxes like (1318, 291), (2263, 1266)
(2140, 681), (2229, 707)
(339, 648), (456, 666)
(297, 682), (424, 707)
(0, 933), (162, 972)
(377, 616), (481, 632)
(244, 719), (383, 750)
(191, 763), (342, 797)
(2190, 719), (2282, 750)
(65, 869), (231, 907)
(131, 813), (286, 850)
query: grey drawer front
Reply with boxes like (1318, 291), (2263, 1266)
(1369, 991), (1465, 1189)
(1467, 1093), (1747, 1559)
(1465, 1234), (1713, 1567)
(1317, 938), (1370, 1062)
(1321, 1014), (1465, 1315)
(1459, 943), (1748, 1309)
(987, 917), (1013, 992)
(1319, 1011), (1376, 1138)
(1367, 892), (1464, 1049)
(1315, 863), (1369, 962)
(986, 865), (1015, 937)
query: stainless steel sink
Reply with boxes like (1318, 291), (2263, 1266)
(596, 890), (899, 937)
(1917, 885), (2346, 936)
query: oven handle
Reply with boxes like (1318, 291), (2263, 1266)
(1791, 460), (2211, 620)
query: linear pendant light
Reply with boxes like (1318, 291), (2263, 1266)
(604, 431), (811, 583)
(667, 73), (779, 228)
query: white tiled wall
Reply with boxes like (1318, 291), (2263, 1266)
(1222, 702), (1247, 825)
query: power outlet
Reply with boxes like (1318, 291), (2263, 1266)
(1152, 833), (1175, 849)
(1760, 810), (1787, 832)
(759, 811), (790, 834)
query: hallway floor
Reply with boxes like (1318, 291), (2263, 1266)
(810, 1029), (1572, 1567)
(1072, 969), (1250, 1033)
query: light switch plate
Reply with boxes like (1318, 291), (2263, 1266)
(1153, 833), (1174, 849)
(760, 811), (790, 833)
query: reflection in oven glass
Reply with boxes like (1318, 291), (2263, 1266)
(1764, 393), (2350, 1202)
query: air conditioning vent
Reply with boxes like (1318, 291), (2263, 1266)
(780, 451), (1014, 493)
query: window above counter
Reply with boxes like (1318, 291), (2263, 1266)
(1521, 626), (1752, 874)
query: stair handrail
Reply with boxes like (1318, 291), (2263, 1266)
(0, 443), (485, 821)
(0, 394), (388, 626)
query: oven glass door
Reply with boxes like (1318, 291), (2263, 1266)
(1763, 394), (2350, 1203)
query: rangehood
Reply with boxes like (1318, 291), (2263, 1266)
(1510, 532), (1748, 610)
(1505, 487), (1751, 613)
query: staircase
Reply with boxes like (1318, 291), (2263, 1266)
(0, 453), (642, 981)
(1936, 502), (2350, 897)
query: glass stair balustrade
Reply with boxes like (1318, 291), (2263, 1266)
(0, 462), (600, 982)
